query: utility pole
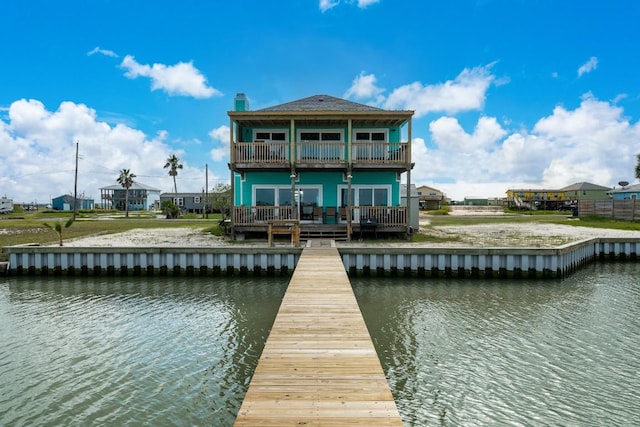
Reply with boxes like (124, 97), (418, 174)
(73, 141), (79, 220)
(205, 164), (209, 219)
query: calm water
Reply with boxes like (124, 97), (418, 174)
(1, 266), (639, 426)
(353, 263), (640, 426)
(0, 276), (288, 427)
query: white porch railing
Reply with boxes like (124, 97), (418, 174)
(234, 205), (407, 227)
(234, 206), (295, 225)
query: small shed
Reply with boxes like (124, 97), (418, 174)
(401, 184), (420, 231)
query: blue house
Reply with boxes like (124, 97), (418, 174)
(608, 183), (640, 200)
(52, 194), (94, 211)
(227, 94), (414, 239)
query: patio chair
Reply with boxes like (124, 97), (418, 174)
(325, 207), (337, 224)
(339, 207), (347, 222)
(301, 204), (314, 220)
(313, 206), (323, 223)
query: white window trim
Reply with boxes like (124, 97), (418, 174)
(297, 129), (344, 142)
(252, 185), (323, 207)
(337, 184), (392, 207)
(252, 129), (290, 142)
(352, 128), (388, 142)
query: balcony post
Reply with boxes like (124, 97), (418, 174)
(290, 170), (297, 220)
(347, 171), (353, 241)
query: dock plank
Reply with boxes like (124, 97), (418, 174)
(234, 247), (403, 426)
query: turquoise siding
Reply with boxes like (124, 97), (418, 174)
(236, 170), (400, 206)
(241, 125), (402, 142)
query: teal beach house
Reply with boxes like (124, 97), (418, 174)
(228, 94), (414, 240)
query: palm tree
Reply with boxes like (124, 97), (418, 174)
(163, 154), (183, 195)
(43, 218), (74, 246)
(117, 168), (136, 218)
(635, 154), (640, 182)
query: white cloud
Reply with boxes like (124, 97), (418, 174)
(357, 0), (380, 8)
(343, 72), (384, 101)
(319, 0), (339, 12)
(87, 46), (118, 58)
(120, 55), (222, 98)
(0, 99), (208, 203)
(209, 125), (230, 162)
(429, 116), (506, 151)
(409, 93), (640, 200)
(343, 65), (496, 117)
(370, 65), (495, 117)
(577, 56), (598, 77)
(319, 0), (379, 11)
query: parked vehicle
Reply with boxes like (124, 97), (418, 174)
(0, 197), (14, 214)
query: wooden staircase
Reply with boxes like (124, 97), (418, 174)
(299, 224), (349, 241)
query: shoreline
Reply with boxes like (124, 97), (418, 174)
(52, 222), (640, 249)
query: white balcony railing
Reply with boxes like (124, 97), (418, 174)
(234, 142), (289, 164)
(231, 141), (408, 165)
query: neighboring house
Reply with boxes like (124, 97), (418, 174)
(227, 93), (414, 239)
(416, 185), (445, 209)
(52, 194), (95, 211)
(159, 192), (207, 213)
(100, 182), (161, 211)
(463, 197), (488, 206)
(0, 196), (14, 214)
(608, 183), (640, 200)
(506, 182), (611, 209)
(505, 188), (565, 209)
(560, 182), (611, 201)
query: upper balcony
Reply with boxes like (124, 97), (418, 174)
(231, 141), (409, 171)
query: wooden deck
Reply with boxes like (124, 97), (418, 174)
(234, 246), (403, 426)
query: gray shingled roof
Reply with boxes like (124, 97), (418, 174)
(559, 182), (611, 191)
(258, 94), (384, 112)
(100, 182), (161, 191)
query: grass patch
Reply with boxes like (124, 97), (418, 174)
(0, 216), (220, 260)
(422, 206), (451, 215)
(554, 216), (640, 231)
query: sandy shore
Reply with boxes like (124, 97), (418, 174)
(57, 221), (640, 249)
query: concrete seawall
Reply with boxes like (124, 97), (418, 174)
(3, 246), (302, 277)
(3, 238), (640, 278)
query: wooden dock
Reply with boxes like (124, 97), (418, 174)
(234, 246), (403, 426)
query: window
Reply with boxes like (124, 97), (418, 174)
(340, 186), (389, 207)
(173, 197), (183, 206)
(354, 131), (386, 142)
(253, 130), (288, 142)
(299, 131), (342, 142)
(254, 186), (321, 207)
(255, 188), (275, 206)
(194, 196), (201, 204)
(353, 130), (387, 160)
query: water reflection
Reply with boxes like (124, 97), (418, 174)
(353, 263), (640, 426)
(0, 276), (287, 427)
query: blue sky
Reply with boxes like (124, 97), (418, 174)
(2, 0), (639, 203)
